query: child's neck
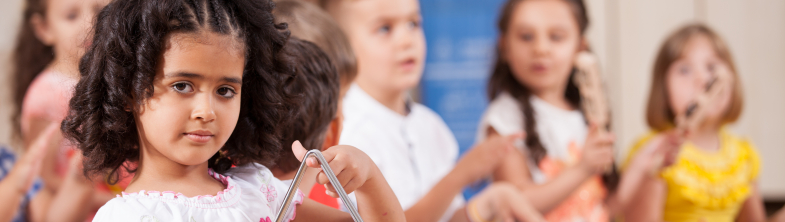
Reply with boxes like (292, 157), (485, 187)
(358, 83), (409, 115)
(270, 167), (318, 196)
(125, 145), (226, 197)
(532, 86), (575, 111)
(686, 124), (723, 153)
(47, 56), (81, 80)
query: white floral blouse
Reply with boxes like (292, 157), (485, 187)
(92, 163), (304, 222)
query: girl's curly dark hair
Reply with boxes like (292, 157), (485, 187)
(61, 0), (296, 184)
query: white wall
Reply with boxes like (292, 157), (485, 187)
(0, 0), (24, 148)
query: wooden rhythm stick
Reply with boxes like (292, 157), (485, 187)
(573, 52), (610, 133)
(573, 52), (613, 173)
(275, 150), (364, 222)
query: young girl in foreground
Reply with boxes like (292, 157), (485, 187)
(61, 0), (404, 221)
(624, 24), (765, 222)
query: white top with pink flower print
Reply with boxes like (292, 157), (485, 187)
(92, 163), (304, 222)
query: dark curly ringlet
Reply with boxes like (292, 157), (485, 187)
(61, 0), (297, 184)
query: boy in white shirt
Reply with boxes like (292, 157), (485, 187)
(320, 0), (545, 221)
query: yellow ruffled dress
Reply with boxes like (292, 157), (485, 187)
(625, 129), (760, 222)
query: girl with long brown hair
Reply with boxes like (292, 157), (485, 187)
(12, 0), (112, 220)
(476, 0), (621, 221)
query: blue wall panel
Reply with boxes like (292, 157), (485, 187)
(420, 0), (506, 198)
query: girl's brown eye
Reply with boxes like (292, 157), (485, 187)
(217, 87), (237, 98)
(520, 33), (534, 41)
(173, 82), (193, 93)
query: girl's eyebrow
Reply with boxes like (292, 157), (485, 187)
(165, 72), (242, 84)
(166, 72), (204, 80)
(221, 77), (242, 84)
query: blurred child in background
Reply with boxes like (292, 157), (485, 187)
(270, 37), (343, 207)
(321, 0), (545, 221)
(476, 0), (620, 221)
(623, 23), (766, 222)
(11, 0), (111, 220)
(271, 0), (357, 208)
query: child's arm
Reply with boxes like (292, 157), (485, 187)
(606, 132), (681, 214)
(737, 184), (766, 222)
(622, 176), (666, 222)
(615, 133), (682, 221)
(44, 154), (96, 222)
(0, 124), (58, 222)
(402, 133), (522, 222)
(460, 182), (546, 222)
(291, 142), (405, 222)
(23, 118), (63, 193)
(491, 124), (614, 213)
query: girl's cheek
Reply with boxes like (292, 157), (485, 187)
(666, 74), (693, 116)
(706, 82), (734, 120)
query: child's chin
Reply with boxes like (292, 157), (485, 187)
(167, 150), (220, 166)
(396, 73), (423, 90)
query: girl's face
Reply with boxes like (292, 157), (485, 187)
(34, 0), (109, 67)
(666, 34), (733, 126)
(135, 33), (245, 167)
(335, 0), (426, 93)
(502, 0), (583, 94)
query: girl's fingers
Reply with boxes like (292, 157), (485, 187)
(342, 178), (362, 195)
(330, 167), (354, 188)
(323, 177), (359, 197)
(315, 159), (347, 185)
(324, 182), (336, 194)
(292, 140), (307, 161)
(293, 141), (342, 169)
(24, 123), (61, 165)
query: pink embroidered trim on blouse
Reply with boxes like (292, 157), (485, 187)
(287, 191), (305, 222)
(119, 169), (237, 205)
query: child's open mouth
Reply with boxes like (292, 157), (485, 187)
(184, 130), (215, 143)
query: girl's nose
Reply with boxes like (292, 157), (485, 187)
(534, 36), (550, 56)
(396, 25), (415, 50)
(192, 94), (216, 122)
(695, 68), (712, 89)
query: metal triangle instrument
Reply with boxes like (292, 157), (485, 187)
(274, 149), (364, 222)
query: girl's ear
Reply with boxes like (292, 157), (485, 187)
(30, 13), (55, 46)
(321, 116), (343, 151)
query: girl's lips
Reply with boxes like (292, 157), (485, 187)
(531, 63), (547, 72)
(184, 130), (214, 143)
(399, 58), (417, 72)
(184, 133), (213, 143)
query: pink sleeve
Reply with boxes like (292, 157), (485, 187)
(20, 72), (75, 134)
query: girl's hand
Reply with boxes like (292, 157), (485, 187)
(634, 131), (682, 174)
(6, 123), (60, 195)
(454, 132), (525, 185)
(292, 141), (375, 198)
(578, 124), (614, 175)
(468, 182), (546, 222)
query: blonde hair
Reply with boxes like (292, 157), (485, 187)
(646, 23), (744, 131)
(273, 0), (357, 90)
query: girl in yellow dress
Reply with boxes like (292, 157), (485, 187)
(623, 23), (766, 222)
